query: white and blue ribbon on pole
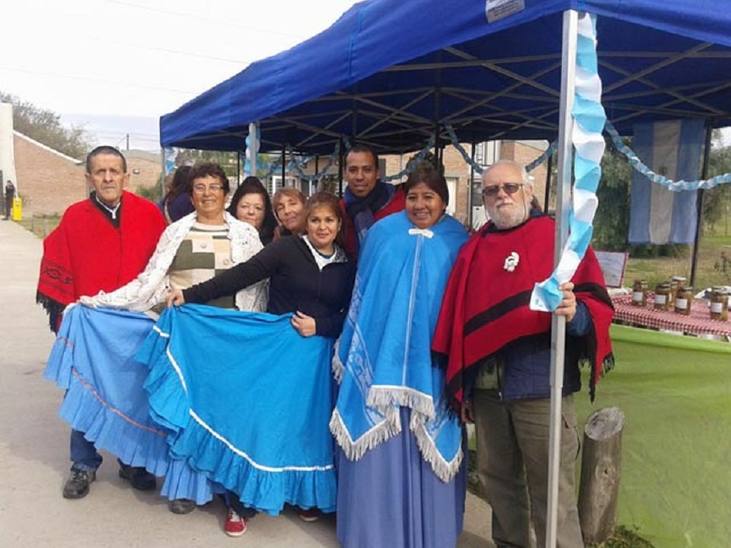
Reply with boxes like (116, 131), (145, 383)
(530, 13), (606, 312)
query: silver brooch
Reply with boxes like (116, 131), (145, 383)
(503, 251), (520, 272)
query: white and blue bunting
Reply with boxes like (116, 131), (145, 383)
(605, 120), (731, 191)
(530, 12), (606, 312)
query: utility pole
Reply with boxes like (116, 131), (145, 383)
(126, 133), (130, 151)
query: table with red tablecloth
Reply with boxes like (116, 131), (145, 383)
(611, 293), (731, 339)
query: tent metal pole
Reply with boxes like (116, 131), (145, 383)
(314, 155), (319, 194)
(544, 150), (554, 212)
(281, 145), (286, 190)
(546, 10), (578, 548)
(338, 138), (344, 197)
(248, 122), (258, 177)
(468, 141), (476, 228)
(689, 122), (714, 287)
(237, 151), (241, 184)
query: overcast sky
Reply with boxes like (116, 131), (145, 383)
(2, 0), (359, 148)
(3, 1), (729, 150)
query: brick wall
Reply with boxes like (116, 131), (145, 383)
(126, 153), (162, 192)
(12, 136), (162, 216)
(13, 133), (86, 216)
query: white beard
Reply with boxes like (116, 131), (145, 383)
(486, 198), (531, 229)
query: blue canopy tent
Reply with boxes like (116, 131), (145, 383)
(160, 1), (731, 545)
(161, 0), (731, 154)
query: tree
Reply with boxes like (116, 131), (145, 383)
(702, 144), (731, 235)
(592, 139), (632, 251)
(0, 91), (90, 159)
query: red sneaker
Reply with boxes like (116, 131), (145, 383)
(224, 508), (247, 537)
(296, 507), (321, 522)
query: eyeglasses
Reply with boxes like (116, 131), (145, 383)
(193, 183), (224, 194)
(481, 183), (524, 198)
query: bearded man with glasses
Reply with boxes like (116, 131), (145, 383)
(433, 160), (614, 548)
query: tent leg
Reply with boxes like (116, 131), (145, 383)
(338, 138), (344, 197)
(546, 9), (578, 548)
(689, 122), (714, 288)
(248, 122), (258, 178)
(544, 151), (553, 212)
(281, 145), (286, 189)
(468, 141), (476, 228)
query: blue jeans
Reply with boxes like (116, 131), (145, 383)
(70, 429), (102, 471)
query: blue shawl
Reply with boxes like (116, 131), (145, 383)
(331, 211), (468, 481)
(136, 304), (337, 515)
(44, 305), (216, 503)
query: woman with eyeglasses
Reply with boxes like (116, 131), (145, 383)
(80, 162), (267, 516)
(332, 162), (468, 548)
(228, 176), (278, 245)
(167, 191), (355, 534)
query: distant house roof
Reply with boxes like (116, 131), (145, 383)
(14, 131), (83, 165)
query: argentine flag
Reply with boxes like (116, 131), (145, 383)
(629, 119), (705, 245)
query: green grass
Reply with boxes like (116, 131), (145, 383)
(624, 234), (731, 289)
(15, 214), (60, 239)
(576, 325), (731, 548)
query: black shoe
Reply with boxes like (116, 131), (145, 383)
(168, 499), (196, 514)
(63, 468), (96, 499)
(118, 464), (157, 491)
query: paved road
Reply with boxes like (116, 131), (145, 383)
(0, 218), (493, 547)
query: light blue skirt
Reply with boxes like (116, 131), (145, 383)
(336, 408), (466, 548)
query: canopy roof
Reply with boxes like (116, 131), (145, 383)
(160, 0), (731, 154)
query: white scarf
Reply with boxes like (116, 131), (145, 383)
(81, 211), (268, 313)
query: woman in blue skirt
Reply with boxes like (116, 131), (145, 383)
(331, 163), (468, 548)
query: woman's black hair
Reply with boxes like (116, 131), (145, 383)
(227, 176), (277, 245)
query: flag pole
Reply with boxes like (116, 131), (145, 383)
(546, 9), (578, 548)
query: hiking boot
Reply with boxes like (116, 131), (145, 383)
(118, 464), (156, 491)
(224, 508), (247, 537)
(168, 499), (196, 514)
(63, 468), (96, 499)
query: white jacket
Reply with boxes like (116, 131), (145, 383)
(81, 212), (268, 313)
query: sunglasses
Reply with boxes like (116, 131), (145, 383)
(482, 183), (524, 198)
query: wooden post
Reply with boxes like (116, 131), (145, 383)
(578, 407), (625, 544)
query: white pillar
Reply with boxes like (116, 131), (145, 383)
(0, 103), (18, 192)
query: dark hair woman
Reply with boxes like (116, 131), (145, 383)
(159, 165), (195, 224)
(227, 177), (277, 245)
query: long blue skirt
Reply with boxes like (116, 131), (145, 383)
(336, 408), (466, 548)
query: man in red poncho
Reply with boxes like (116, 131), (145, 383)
(37, 146), (166, 500)
(433, 160), (613, 548)
(339, 144), (406, 259)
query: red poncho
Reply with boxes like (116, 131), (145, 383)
(432, 215), (614, 405)
(37, 191), (165, 331)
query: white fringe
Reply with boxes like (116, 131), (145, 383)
(410, 412), (464, 483)
(366, 386), (435, 420)
(329, 408), (401, 462)
(331, 339), (344, 384)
